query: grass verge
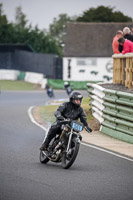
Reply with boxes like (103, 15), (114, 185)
(0, 80), (42, 90)
(38, 97), (93, 124)
(34, 97), (100, 130)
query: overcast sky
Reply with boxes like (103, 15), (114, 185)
(1, 0), (133, 30)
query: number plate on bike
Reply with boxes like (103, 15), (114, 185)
(72, 121), (83, 132)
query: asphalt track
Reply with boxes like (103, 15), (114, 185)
(0, 90), (133, 200)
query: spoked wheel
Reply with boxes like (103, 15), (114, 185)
(61, 138), (80, 169)
(39, 151), (49, 164)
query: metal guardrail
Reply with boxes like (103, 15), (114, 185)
(87, 83), (133, 144)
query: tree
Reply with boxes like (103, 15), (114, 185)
(76, 6), (132, 22)
(15, 6), (28, 30)
(49, 14), (76, 43)
(0, 3), (8, 25)
(0, 4), (70, 56)
(24, 26), (62, 55)
(13, 6), (62, 55)
(0, 3), (16, 43)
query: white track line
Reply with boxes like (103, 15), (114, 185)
(82, 142), (133, 162)
(28, 106), (133, 162)
(28, 106), (47, 131)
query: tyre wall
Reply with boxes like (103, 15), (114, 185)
(87, 83), (133, 144)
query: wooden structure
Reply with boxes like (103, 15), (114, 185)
(113, 53), (133, 89)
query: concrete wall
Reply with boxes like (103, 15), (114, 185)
(63, 57), (113, 82)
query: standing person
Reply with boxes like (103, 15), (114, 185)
(112, 30), (123, 54)
(119, 27), (133, 52)
(40, 91), (92, 151)
(118, 38), (133, 54)
(123, 27), (133, 41)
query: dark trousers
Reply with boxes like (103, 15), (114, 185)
(43, 123), (62, 147)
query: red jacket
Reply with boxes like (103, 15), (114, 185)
(122, 39), (133, 54)
(112, 36), (120, 54)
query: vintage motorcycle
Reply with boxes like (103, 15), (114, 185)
(65, 86), (73, 96)
(64, 82), (73, 96)
(39, 119), (84, 169)
(47, 87), (54, 98)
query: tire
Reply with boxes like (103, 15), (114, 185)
(39, 151), (49, 164)
(61, 138), (80, 169)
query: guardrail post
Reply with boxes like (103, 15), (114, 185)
(112, 53), (133, 89)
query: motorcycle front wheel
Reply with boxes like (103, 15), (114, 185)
(39, 151), (49, 164)
(61, 138), (80, 169)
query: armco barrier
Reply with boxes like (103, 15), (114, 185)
(87, 83), (133, 144)
(0, 69), (20, 80)
(0, 70), (47, 89)
(48, 79), (92, 90)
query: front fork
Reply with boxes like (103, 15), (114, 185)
(66, 129), (73, 153)
(66, 129), (81, 153)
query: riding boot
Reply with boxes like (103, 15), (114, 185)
(40, 123), (61, 151)
(40, 137), (51, 151)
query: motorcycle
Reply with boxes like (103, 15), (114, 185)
(64, 82), (73, 96)
(66, 86), (72, 96)
(40, 119), (83, 169)
(47, 87), (54, 98)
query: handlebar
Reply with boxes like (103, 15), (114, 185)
(58, 118), (71, 125)
(84, 126), (92, 134)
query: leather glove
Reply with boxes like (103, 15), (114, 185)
(85, 126), (92, 133)
(56, 116), (65, 121)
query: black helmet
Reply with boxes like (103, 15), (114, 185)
(70, 91), (83, 106)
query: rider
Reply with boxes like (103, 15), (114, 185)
(40, 91), (92, 151)
(64, 81), (72, 96)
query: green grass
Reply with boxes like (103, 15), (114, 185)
(39, 105), (59, 124)
(82, 97), (93, 121)
(38, 97), (93, 124)
(0, 80), (42, 90)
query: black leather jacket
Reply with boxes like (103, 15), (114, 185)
(54, 102), (88, 127)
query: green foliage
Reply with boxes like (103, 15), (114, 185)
(0, 3), (7, 24)
(0, 4), (62, 56)
(15, 6), (28, 30)
(39, 105), (58, 124)
(38, 97), (93, 125)
(77, 6), (132, 22)
(49, 14), (76, 43)
(82, 97), (93, 121)
(0, 3), (132, 57)
(0, 4), (14, 43)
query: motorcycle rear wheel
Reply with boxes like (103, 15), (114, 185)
(61, 138), (80, 169)
(39, 151), (49, 164)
